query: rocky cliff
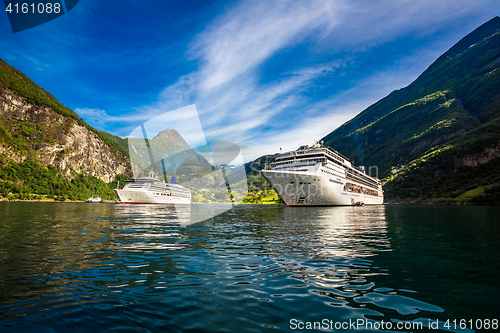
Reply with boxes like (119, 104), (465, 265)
(0, 59), (131, 183)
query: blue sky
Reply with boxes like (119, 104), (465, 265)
(1, 1), (498, 161)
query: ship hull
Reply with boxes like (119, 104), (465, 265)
(261, 170), (383, 206)
(115, 189), (191, 204)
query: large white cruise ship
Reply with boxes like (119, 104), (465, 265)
(115, 175), (191, 204)
(261, 142), (383, 206)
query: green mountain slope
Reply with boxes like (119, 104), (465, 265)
(0, 59), (129, 158)
(322, 17), (500, 203)
(98, 130), (129, 155)
(0, 59), (132, 200)
(226, 153), (283, 204)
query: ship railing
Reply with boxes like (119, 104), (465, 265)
(126, 184), (148, 189)
(271, 158), (324, 168)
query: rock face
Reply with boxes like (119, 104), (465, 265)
(460, 143), (500, 167)
(0, 89), (131, 182)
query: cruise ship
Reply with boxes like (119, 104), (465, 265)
(115, 175), (191, 204)
(261, 142), (383, 206)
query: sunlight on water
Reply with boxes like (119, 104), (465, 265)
(0, 203), (498, 332)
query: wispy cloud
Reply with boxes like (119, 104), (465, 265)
(72, 0), (497, 161)
(241, 60), (431, 158)
(76, 108), (155, 125)
(190, 1), (338, 91)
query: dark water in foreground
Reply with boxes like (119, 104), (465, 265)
(0, 203), (498, 332)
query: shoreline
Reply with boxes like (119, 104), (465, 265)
(0, 198), (115, 203)
(1, 199), (498, 206)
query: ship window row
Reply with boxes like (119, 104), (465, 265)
(324, 163), (343, 173)
(273, 154), (325, 164)
(327, 157), (343, 167)
(171, 187), (190, 192)
(321, 148), (344, 162)
(276, 152), (292, 159)
(276, 162), (319, 169)
(170, 191), (190, 196)
(324, 164), (344, 176)
(325, 148), (348, 163)
(295, 150), (324, 157)
(321, 169), (339, 177)
(150, 186), (168, 190)
(346, 173), (378, 188)
(294, 148), (340, 160)
(327, 170), (343, 178)
(343, 182), (379, 196)
(346, 174), (377, 188)
(295, 150), (314, 155)
(346, 168), (378, 183)
(154, 192), (190, 198)
(273, 158), (324, 167)
(348, 168), (377, 182)
(167, 188), (190, 193)
(150, 184), (189, 193)
(321, 166), (343, 178)
(127, 184), (147, 188)
(325, 151), (344, 163)
(275, 148), (345, 164)
(273, 168), (308, 172)
(297, 158), (324, 164)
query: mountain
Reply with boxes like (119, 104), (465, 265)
(0, 58), (133, 200)
(99, 130), (129, 153)
(322, 17), (500, 203)
(0, 58), (228, 202)
(225, 153), (282, 204)
(127, 128), (213, 180)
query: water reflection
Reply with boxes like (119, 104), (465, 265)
(278, 205), (390, 258)
(110, 204), (185, 251)
(109, 204), (235, 250)
(239, 206), (445, 331)
(115, 203), (234, 225)
(1, 203), (498, 332)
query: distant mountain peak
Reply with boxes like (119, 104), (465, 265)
(153, 128), (188, 144)
(155, 128), (180, 137)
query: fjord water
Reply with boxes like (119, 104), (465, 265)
(0, 203), (498, 332)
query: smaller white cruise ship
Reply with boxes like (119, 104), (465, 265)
(261, 142), (383, 206)
(115, 174), (191, 204)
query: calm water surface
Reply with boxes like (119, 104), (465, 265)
(0, 203), (498, 332)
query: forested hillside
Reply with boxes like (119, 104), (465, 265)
(322, 17), (500, 204)
(0, 59), (131, 200)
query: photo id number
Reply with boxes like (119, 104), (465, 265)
(5, 2), (61, 14)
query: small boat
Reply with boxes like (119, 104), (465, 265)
(86, 197), (102, 203)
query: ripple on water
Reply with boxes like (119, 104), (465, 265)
(0, 203), (487, 332)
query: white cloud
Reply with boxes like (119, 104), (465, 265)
(237, 51), (441, 161)
(76, 0), (498, 162)
(75, 107), (151, 123)
(190, 1), (338, 90)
